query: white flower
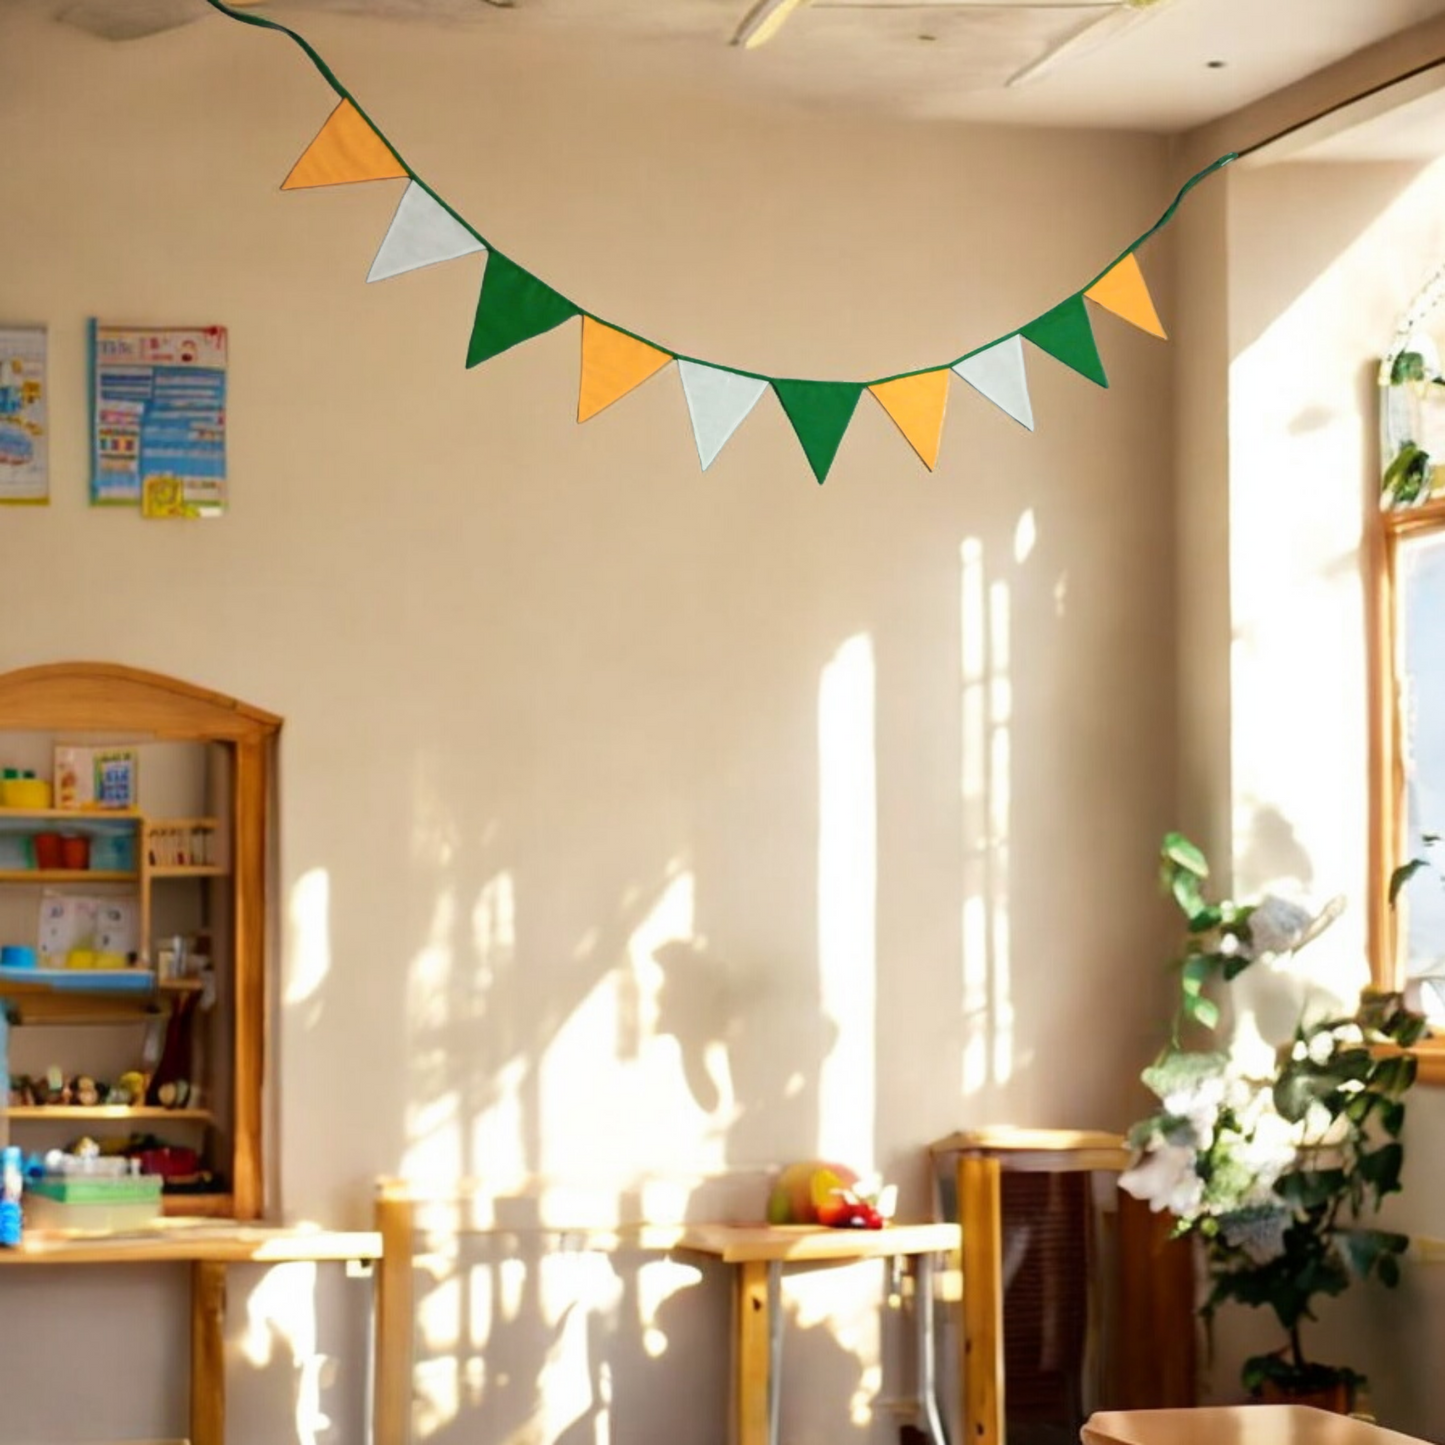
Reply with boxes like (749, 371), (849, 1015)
(1232, 1110), (1303, 1203)
(1120, 1144), (1206, 1217)
(1307, 1031), (1335, 1065)
(1247, 895), (1315, 958)
(1162, 1072), (1226, 1150)
(1332, 1023), (1364, 1046)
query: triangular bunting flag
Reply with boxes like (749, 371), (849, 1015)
(578, 319), (673, 422)
(1085, 253), (1166, 339)
(467, 252), (579, 368)
(953, 336), (1034, 431)
(368, 182), (486, 283)
(772, 379), (864, 484)
(1021, 295), (1108, 388)
(677, 361), (769, 470)
(868, 370), (949, 470)
(282, 100), (408, 191)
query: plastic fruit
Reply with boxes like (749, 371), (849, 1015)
(766, 1160), (861, 1224)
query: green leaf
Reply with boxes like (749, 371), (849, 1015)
(1358, 1143), (1404, 1200)
(1172, 871), (1207, 920)
(1187, 995), (1221, 1030)
(1381, 1099), (1407, 1138)
(1379, 1252), (1402, 1288)
(771, 379), (864, 484)
(1162, 833), (1209, 878)
(466, 251), (579, 368)
(1391, 351), (1427, 384)
(1340, 1228), (1409, 1280)
(1275, 1168), (1347, 1211)
(1390, 857), (1432, 905)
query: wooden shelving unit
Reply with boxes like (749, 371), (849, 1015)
(0, 662), (280, 1222)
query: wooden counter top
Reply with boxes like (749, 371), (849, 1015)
(656, 1221), (960, 1263)
(0, 1221), (381, 1265)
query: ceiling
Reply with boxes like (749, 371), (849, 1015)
(49, 0), (1445, 131)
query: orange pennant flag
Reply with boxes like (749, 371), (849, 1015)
(578, 318), (673, 422)
(868, 369), (949, 471)
(1085, 254), (1166, 339)
(282, 100), (408, 191)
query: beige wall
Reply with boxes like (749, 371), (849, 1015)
(0, 3), (1186, 1442)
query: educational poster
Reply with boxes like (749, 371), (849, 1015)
(89, 321), (227, 516)
(0, 326), (48, 505)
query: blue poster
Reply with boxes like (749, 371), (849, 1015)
(89, 321), (228, 516)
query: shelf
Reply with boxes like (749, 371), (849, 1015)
(0, 869), (137, 883)
(5, 1105), (212, 1122)
(163, 1192), (234, 1219)
(0, 808), (141, 823)
(3, 979), (202, 1025)
(150, 865), (229, 879)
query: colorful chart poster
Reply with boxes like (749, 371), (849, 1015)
(0, 326), (48, 505)
(89, 321), (228, 515)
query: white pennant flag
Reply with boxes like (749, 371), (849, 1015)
(952, 335), (1035, 431)
(678, 360), (769, 470)
(367, 182), (486, 283)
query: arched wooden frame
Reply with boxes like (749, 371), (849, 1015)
(0, 662), (281, 1218)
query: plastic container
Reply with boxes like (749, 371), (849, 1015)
(32, 833), (62, 870)
(0, 1146), (23, 1247)
(58, 835), (90, 870)
(0, 945), (37, 970)
(1, 778), (52, 809)
(24, 1173), (162, 1233)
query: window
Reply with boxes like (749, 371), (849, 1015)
(1374, 285), (1445, 1058)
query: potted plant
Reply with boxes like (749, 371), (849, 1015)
(1120, 833), (1427, 1411)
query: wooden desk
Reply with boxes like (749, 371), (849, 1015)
(666, 1223), (961, 1445)
(371, 1185), (959, 1445)
(1083, 1407), (1432, 1445)
(0, 1222), (383, 1445)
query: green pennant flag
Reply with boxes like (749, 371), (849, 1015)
(467, 251), (579, 368)
(772, 379), (864, 484)
(1021, 295), (1108, 388)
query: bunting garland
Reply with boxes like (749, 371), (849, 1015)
(205, 0), (1233, 483)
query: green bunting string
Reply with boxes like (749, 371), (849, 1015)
(200, 0), (1237, 481)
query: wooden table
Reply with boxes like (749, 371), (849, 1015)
(1083, 1407), (1433, 1445)
(0, 1222), (383, 1445)
(664, 1223), (961, 1445)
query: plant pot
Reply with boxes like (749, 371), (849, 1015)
(1256, 1378), (1356, 1414)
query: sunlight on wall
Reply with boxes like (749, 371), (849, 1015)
(538, 867), (735, 1182)
(240, 1263), (328, 1445)
(285, 867), (331, 1015)
(817, 634), (878, 1169)
(403, 887), (463, 1180)
(960, 539), (1015, 1096)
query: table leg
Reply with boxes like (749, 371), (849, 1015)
(766, 1262), (783, 1445)
(735, 1259), (772, 1445)
(914, 1252), (948, 1445)
(959, 1155), (1004, 1445)
(190, 1259), (227, 1445)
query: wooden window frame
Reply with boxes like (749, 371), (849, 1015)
(1370, 496), (1445, 1083)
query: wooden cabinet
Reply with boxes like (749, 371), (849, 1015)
(0, 664), (278, 1220)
